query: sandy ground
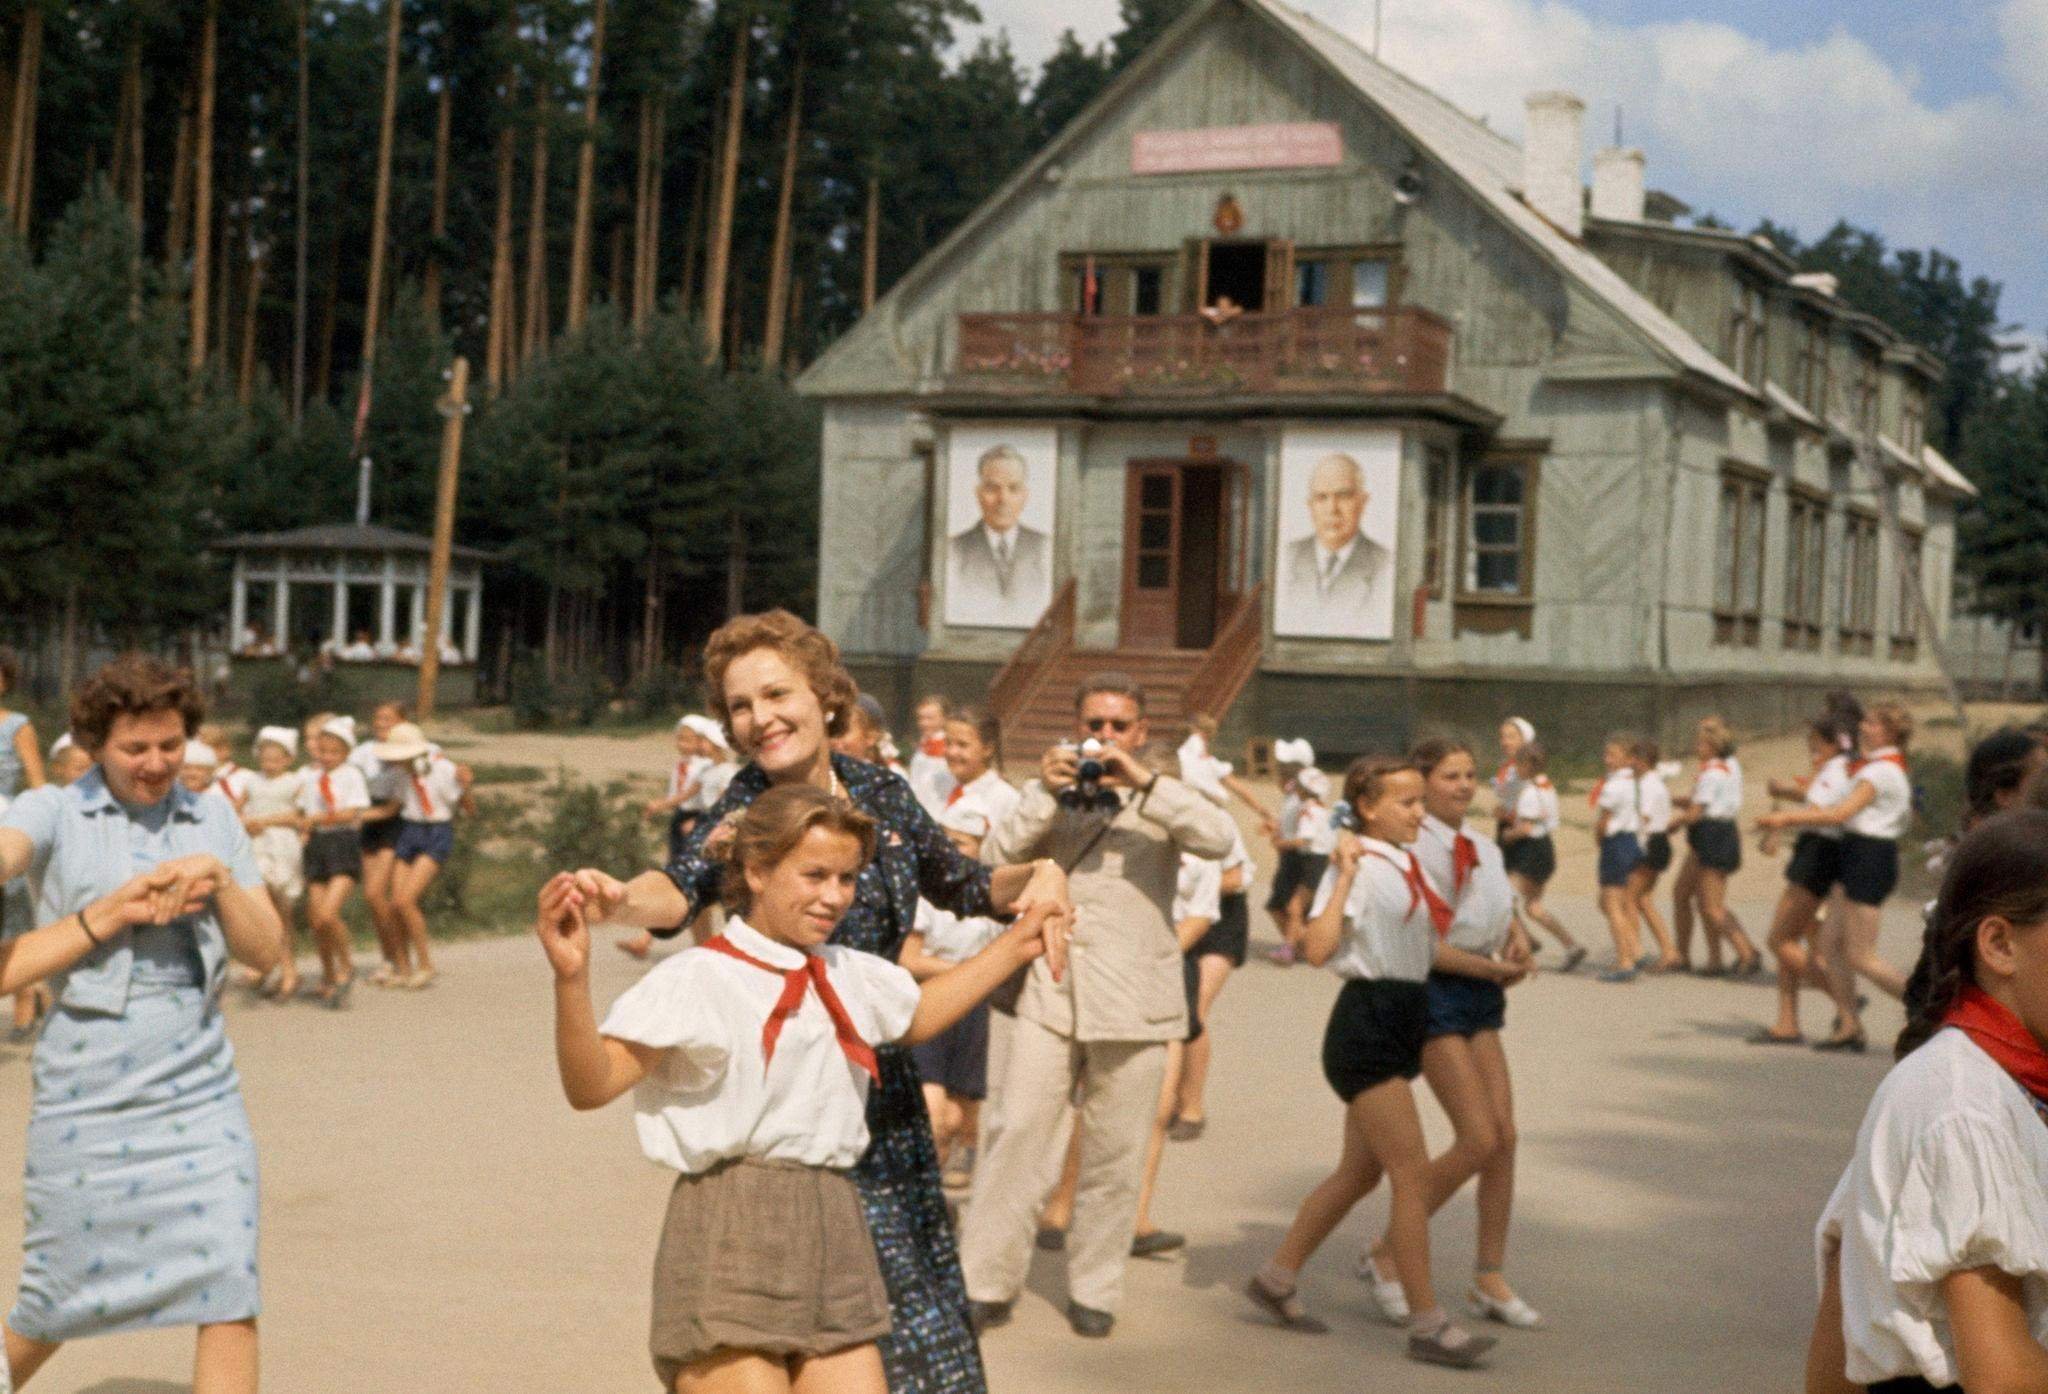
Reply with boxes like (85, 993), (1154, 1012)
(0, 702), (2016, 1392)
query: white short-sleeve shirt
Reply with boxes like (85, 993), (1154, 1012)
(1596, 768), (1642, 838)
(1513, 778), (1560, 838)
(1817, 1028), (2048, 1386)
(1807, 754), (1854, 840)
(213, 761), (253, 808)
(1637, 771), (1674, 836)
(1414, 814), (1513, 957)
(1692, 758), (1743, 821)
(600, 917), (921, 1173)
(1308, 836), (1438, 983)
(1278, 791), (1304, 842)
(1173, 853), (1222, 927)
(907, 737), (957, 818)
(397, 754), (465, 824)
(938, 770), (1021, 844)
(295, 763), (370, 818)
(1846, 751), (1913, 841)
(669, 754), (709, 806)
(1301, 799), (1339, 856)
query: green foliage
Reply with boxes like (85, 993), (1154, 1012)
(1956, 364), (2048, 672)
(468, 761), (547, 783)
(1913, 752), (1964, 848)
(624, 661), (697, 720)
(539, 773), (656, 873)
(507, 649), (557, 729)
(241, 661), (332, 730)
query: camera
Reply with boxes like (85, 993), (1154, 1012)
(1056, 738), (1119, 812)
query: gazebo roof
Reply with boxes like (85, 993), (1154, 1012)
(214, 523), (493, 562)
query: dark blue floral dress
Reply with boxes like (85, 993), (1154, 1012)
(662, 753), (993, 1394)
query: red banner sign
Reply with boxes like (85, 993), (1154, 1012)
(1132, 122), (1343, 175)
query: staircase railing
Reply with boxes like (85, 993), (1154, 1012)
(1183, 583), (1265, 729)
(988, 579), (1077, 726)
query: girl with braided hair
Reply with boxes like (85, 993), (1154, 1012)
(1805, 810), (2048, 1394)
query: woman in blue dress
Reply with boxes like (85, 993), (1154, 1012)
(0, 655), (285, 1393)
(556, 610), (1072, 1394)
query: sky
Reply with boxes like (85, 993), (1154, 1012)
(958, 0), (2048, 355)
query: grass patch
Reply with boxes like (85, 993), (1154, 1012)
(468, 762), (546, 785)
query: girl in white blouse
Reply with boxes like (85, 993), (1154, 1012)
(1763, 704), (1916, 1053)
(537, 784), (1055, 1394)
(1246, 757), (1498, 1370)
(1754, 713), (1861, 1046)
(1671, 717), (1761, 977)
(1807, 809), (2048, 1394)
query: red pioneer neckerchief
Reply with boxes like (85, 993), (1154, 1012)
(411, 768), (436, 819)
(701, 935), (880, 1083)
(1850, 750), (1907, 776)
(1452, 832), (1479, 898)
(1363, 849), (1454, 938)
(319, 771), (337, 812)
(1587, 777), (1604, 809)
(1944, 985), (2048, 1108)
(946, 784), (964, 807)
(1494, 761), (1515, 789)
(919, 733), (946, 759)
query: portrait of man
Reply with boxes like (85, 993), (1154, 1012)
(1273, 430), (1399, 640)
(945, 428), (1057, 629)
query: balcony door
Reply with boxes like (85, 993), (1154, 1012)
(1183, 238), (1295, 312)
(1120, 460), (1248, 650)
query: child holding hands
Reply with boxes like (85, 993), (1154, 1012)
(537, 783), (1060, 1394)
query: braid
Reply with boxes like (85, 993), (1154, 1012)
(1895, 910), (1972, 1060)
(1896, 809), (2048, 1059)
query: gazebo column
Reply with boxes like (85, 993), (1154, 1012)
(330, 557), (348, 651)
(378, 557), (396, 650)
(271, 569), (289, 649)
(228, 556), (248, 647)
(464, 582), (482, 662)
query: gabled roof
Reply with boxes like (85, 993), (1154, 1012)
(213, 523), (493, 562)
(799, 0), (1755, 400)
(1921, 444), (1977, 498)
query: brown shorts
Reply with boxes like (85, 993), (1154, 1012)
(649, 1157), (891, 1388)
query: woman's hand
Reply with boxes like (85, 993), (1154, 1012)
(88, 866), (215, 935)
(143, 854), (232, 925)
(536, 873), (592, 982)
(1000, 899), (1055, 970)
(1011, 860), (1073, 982)
(565, 867), (629, 926)
(702, 811), (743, 857)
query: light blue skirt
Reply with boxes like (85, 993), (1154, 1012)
(11, 982), (261, 1340)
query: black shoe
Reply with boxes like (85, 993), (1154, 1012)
(1035, 1226), (1067, 1252)
(1131, 1230), (1186, 1258)
(1067, 1302), (1114, 1338)
(968, 1299), (1013, 1334)
(1813, 1032), (1868, 1054)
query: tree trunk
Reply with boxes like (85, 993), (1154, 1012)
(313, 256), (337, 403)
(188, 0), (217, 373)
(760, 50), (804, 369)
(630, 94), (650, 329)
(292, 0), (309, 425)
(60, 580), (79, 699)
(165, 90), (193, 267)
(724, 511), (746, 618)
(862, 171), (881, 312)
(484, 116), (516, 395)
(641, 549), (661, 676)
(1, 5), (41, 228)
(355, 0), (404, 445)
(701, 6), (749, 363)
(11, 22), (34, 235)
(564, 0), (606, 335)
(214, 189), (237, 370)
(607, 220), (624, 310)
(422, 81), (452, 324)
(110, 42), (137, 203)
(678, 159), (705, 318)
(125, 42), (146, 238)
(238, 246), (267, 404)
(521, 103), (550, 363)
(644, 95), (665, 323)
(784, 271), (804, 372)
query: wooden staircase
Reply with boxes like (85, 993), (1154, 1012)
(990, 581), (1265, 753)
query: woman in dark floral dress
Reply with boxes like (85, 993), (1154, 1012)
(559, 611), (1070, 1394)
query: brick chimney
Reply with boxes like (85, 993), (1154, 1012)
(1523, 91), (1586, 238)
(1591, 146), (1645, 222)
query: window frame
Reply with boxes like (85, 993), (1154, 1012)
(1795, 316), (1831, 417)
(1713, 464), (1769, 647)
(1726, 278), (1769, 388)
(1781, 488), (1828, 651)
(1058, 250), (1178, 317)
(1422, 446), (1452, 599)
(1290, 243), (1403, 311)
(1891, 525), (1924, 660)
(1839, 509), (1880, 656)
(1899, 382), (1927, 458)
(1454, 449), (1540, 637)
(1854, 351), (1882, 437)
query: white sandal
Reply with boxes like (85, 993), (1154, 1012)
(1356, 1253), (1410, 1323)
(1468, 1285), (1546, 1329)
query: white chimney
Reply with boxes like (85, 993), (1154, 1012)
(1523, 91), (1586, 238)
(1590, 146), (1645, 222)
(1790, 271), (1840, 298)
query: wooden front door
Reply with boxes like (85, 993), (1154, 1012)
(1121, 463), (1184, 649)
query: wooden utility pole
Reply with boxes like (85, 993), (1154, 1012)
(701, 7), (749, 363)
(564, 0), (606, 335)
(417, 356), (471, 719)
(188, 0), (218, 373)
(354, 0), (403, 450)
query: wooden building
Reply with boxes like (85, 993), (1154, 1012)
(797, 0), (1973, 754)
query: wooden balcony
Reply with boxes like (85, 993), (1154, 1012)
(951, 305), (1453, 400)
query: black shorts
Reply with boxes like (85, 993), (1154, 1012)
(304, 827), (363, 883)
(1643, 832), (1673, 874)
(911, 1000), (989, 1100)
(1785, 833), (1844, 899)
(359, 815), (403, 855)
(1869, 1379), (1941, 1394)
(1182, 953), (1205, 1044)
(1320, 978), (1429, 1103)
(1839, 833), (1900, 907)
(1265, 849), (1307, 912)
(1190, 891), (1250, 967)
(1687, 819), (1743, 874)
(1424, 971), (1507, 1040)
(1501, 835), (1556, 886)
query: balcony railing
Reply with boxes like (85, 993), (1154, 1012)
(952, 305), (1453, 398)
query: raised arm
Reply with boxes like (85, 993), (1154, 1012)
(1761, 783), (1874, 831)
(899, 904), (1051, 1045)
(1132, 771), (1237, 860)
(1300, 836), (1358, 968)
(0, 867), (224, 994)
(536, 873), (665, 1109)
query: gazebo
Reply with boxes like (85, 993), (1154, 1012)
(215, 523), (489, 665)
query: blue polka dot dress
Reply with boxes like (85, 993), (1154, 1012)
(665, 755), (994, 1394)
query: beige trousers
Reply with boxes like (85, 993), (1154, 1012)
(958, 1014), (1168, 1314)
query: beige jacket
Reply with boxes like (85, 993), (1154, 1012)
(983, 775), (1237, 1043)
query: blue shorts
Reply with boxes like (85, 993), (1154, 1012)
(1598, 832), (1644, 888)
(394, 819), (455, 864)
(1424, 971), (1507, 1040)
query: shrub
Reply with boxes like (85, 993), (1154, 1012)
(539, 773), (656, 875)
(507, 649), (554, 730)
(625, 661), (697, 721)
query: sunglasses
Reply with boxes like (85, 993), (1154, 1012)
(1083, 717), (1135, 733)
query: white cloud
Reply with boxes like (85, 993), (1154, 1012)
(964, 0), (2048, 332)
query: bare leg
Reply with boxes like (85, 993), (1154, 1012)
(1630, 866), (1677, 967)
(1509, 873), (1580, 954)
(266, 887), (302, 996)
(193, 1319), (259, 1394)
(1670, 855), (1702, 967)
(1600, 886), (1641, 967)
(922, 1082), (959, 1161)
(1831, 901), (1906, 1037)
(674, 1347), (795, 1393)
(1133, 1041), (1185, 1237)
(1349, 1080), (1439, 1319)
(1267, 1090), (1386, 1276)
(790, 1342), (887, 1394)
(3, 1322), (61, 1389)
(306, 878), (355, 993)
(1817, 905), (1861, 1040)
(1699, 869), (1758, 970)
(1763, 885), (1824, 1038)
(1370, 1033), (1496, 1261)
(358, 847), (404, 977)
(390, 855), (442, 982)
(1465, 1033), (1519, 1293)
(1176, 956), (1233, 1124)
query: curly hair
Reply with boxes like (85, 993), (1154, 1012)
(1868, 701), (1914, 751)
(718, 784), (877, 917)
(1408, 736), (1474, 776)
(70, 653), (206, 753)
(1696, 716), (1736, 758)
(702, 610), (859, 744)
(1341, 755), (1417, 820)
(1896, 809), (2048, 1059)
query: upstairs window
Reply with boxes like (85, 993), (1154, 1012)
(1727, 280), (1768, 387)
(1854, 351), (1882, 437)
(1840, 511), (1879, 655)
(1061, 253), (1175, 317)
(1294, 249), (1396, 310)
(1796, 317), (1831, 416)
(1453, 451), (1540, 639)
(1893, 528), (1924, 660)
(1900, 383), (1927, 457)
(1783, 492), (1827, 651)
(1422, 446), (1451, 598)
(1714, 468), (1767, 647)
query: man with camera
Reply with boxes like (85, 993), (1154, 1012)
(959, 673), (1237, 1339)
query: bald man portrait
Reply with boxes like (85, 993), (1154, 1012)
(947, 443), (1052, 627)
(1276, 450), (1394, 640)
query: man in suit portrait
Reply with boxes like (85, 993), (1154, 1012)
(947, 444), (1052, 627)
(1279, 450), (1393, 639)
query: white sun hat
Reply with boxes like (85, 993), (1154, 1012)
(371, 721), (432, 763)
(255, 725), (300, 758)
(182, 739), (219, 768)
(1273, 737), (1316, 767)
(1297, 766), (1332, 801)
(318, 716), (358, 750)
(680, 714), (732, 752)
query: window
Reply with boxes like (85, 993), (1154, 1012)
(1796, 317), (1831, 416)
(1293, 248), (1396, 309)
(1727, 279), (1768, 387)
(1840, 511), (1879, 655)
(1782, 493), (1828, 651)
(1854, 351), (1882, 437)
(1892, 528), (1924, 660)
(1714, 469), (1768, 646)
(1454, 452), (1539, 637)
(1060, 253), (1175, 316)
(1900, 383), (1927, 457)
(1422, 447), (1451, 597)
